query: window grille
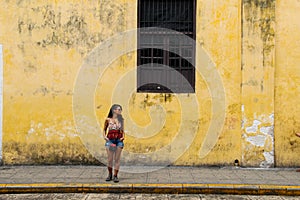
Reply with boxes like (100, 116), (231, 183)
(137, 0), (196, 93)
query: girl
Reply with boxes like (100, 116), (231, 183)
(103, 104), (125, 182)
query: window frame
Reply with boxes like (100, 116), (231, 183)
(137, 0), (196, 93)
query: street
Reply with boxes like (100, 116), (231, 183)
(0, 193), (299, 200)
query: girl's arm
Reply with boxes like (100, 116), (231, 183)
(120, 122), (125, 141)
(103, 119), (109, 141)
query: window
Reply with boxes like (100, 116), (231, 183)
(137, 0), (196, 93)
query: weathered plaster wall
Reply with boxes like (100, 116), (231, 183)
(92, 0), (242, 166)
(274, 0), (300, 167)
(190, 0), (241, 165)
(241, 0), (276, 167)
(0, 0), (242, 166)
(0, 0), (127, 164)
(2, 0), (297, 167)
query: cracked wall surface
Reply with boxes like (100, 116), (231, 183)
(0, 0), (241, 166)
(1, 0), (128, 165)
(0, 0), (299, 167)
(275, 0), (300, 167)
(241, 0), (276, 167)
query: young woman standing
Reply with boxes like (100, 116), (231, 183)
(103, 104), (125, 182)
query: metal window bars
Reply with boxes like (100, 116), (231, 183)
(137, 0), (195, 93)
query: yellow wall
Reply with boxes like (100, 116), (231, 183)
(275, 0), (300, 167)
(0, 0), (299, 167)
(241, 0), (276, 167)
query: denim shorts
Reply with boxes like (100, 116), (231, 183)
(105, 139), (124, 148)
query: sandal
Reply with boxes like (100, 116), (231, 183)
(113, 176), (119, 183)
(106, 174), (112, 181)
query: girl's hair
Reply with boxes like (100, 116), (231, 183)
(107, 104), (124, 129)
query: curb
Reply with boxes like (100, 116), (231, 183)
(0, 183), (299, 196)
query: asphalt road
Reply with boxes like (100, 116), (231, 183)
(0, 193), (299, 200)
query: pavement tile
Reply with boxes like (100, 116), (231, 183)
(121, 178), (146, 184)
(146, 178), (170, 184)
(168, 194), (201, 200)
(86, 193), (120, 200)
(0, 174), (14, 179)
(213, 180), (244, 184)
(169, 175), (193, 181)
(48, 178), (77, 183)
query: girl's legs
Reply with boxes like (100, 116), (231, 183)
(113, 147), (123, 182)
(106, 147), (114, 181)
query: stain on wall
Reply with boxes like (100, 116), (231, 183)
(16, 0), (125, 55)
(1, 0), (127, 165)
(274, 0), (300, 167)
(0, 0), (242, 166)
(0, 0), (298, 167)
(241, 0), (276, 167)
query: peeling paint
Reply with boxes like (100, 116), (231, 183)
(245, 120), (261, 133)
(241, 0), (276, 167)
(242, 114), (275, 167)
(246, 135), (266, 147)
(26, 120), (78, 141)
(261, 151), (274, 168)
(1, 0), (238, 165)
(4, 0), (298, 167)
(260, 126), (273, 135)
(0, 0), (297, 167)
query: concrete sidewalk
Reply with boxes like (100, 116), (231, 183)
(0, 166), (299, 195)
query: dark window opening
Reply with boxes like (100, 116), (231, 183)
(137, 0), (196, 93)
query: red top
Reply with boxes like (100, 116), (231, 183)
(105, 118), (123, 140)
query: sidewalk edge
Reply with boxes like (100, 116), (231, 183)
(0, 183), (299, 196)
